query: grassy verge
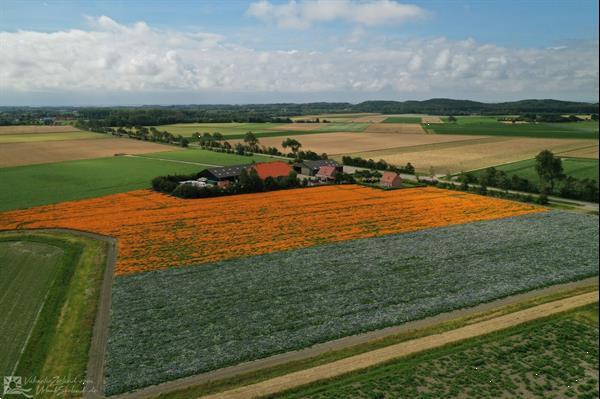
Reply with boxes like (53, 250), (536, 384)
(0, 231), (108, 398)
(278, 302), (599, 398)
(156, 283), (598, 399)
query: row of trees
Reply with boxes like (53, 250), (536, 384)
(458, 150), (598, 203)
(341, 156), (416, 175)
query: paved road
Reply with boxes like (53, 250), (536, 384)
(202, 291), (599, 399)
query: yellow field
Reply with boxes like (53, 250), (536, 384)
(234, 132), (483, 155)
(0, 138), (177, 167)
(344, 138), (598, 174)
(0, 125), (81, 134)
(364, 123), (425, 134)
(557, 145), (599, 159)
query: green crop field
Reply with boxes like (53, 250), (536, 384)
(0, 240), (64, 375)
(383, 116), (422, 123)
(104, 211), (598, 395)
(278, 303), (599, 399)
(311, 123), (370, 132)
(0, 149), (274, 211)
(0, 131), (108, 143)
(472, 157), (599, 183)
(0, 232), (108, 397)
(152, 123), (286, 137)
(430, 120), (599, 139)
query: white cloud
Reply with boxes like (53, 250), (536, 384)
(0, 16), (598, 102)
(246, 0), (427, 29)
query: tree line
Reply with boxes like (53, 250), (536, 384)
(458, 150), (598, 203)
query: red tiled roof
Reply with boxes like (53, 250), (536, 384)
(380, 171), (400, 184)
(316, 165), (337, 177)
(251, 161), (292, 180)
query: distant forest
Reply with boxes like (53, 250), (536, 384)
(1, 98), (598, 126)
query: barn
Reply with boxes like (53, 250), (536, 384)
(293, 159), (342, 176)
(380, 171), (402, 188)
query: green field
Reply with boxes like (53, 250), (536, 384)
(430, 120), (599, 139)
(311, 122), (370, 132)
(0, 131), (108, 143)
(0, 149), (274, 211)
(278, 303), (599, 399)
(0, 240), (64, 374)
(383, 116), (422, 123)
(0, 232), (108, 398)
(473, 157), (599, 184)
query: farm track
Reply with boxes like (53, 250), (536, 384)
(123, 154), (219, 167)
(109, 276), (598, 399)
(201, 290), (599, 399)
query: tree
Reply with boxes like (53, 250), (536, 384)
(281, 138), (302, 155)
(243, 132), (259, 150)
(535, 150), (563, 191)
(212, 132), (224, 142)
(447, 115), (457, 122)
(404, 162), (415, 174)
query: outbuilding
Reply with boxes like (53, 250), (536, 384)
(380, 171), (402, 188)
(293, 159), (342, 176)
(315, 165), (338, 181)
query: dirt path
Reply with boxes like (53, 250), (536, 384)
(124, 154), (219, 167)
(202, 291), (599, 399)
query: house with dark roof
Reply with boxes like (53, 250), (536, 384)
(198, 164), (248, 183)
(198, 161), (292, 184)
(380, 171), (402, 188)
(293, 159), (342, 176)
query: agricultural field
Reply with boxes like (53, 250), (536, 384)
(345, 137), (598, 174)
(151, 122), (286, 137)
(383, 116), (422, 123)
(364, 123), (425, 134)
(0, 125), (82, 134)
(0, 131), (107, 143)
(0, 240), (64, 375)
(0, 137), (176, 167)
(309, 122), (370, 133)
(104, 211), (598, 394)
(471, 157), (599, 184)
(237, 132), (482, 155)
(0, 149), (273, 211)
(0, 231), (108, 398)
(0, 185), (543, 275)
(278, 303), (599, 399)
(558, 144), (599, 159)
(290, 113), (380, 122)
(429, 119), (599, 139)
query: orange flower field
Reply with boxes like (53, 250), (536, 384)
(0, 185), (544, 275)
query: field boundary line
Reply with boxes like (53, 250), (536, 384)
(123, 154), (219, 167)
(201, 291), (599, 399)
(108, 276), (598, 399)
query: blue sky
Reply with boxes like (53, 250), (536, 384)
(1, 0), (598, 105)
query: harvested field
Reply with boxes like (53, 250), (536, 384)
(0, 125), (81, 134)
(0, 131), (107, 144)
(421, 116), (443, 124)
(364, 123), (425, 134)
(104, 211), (598, 394)
(0, 138), (176, 167)
(268, 123), (325, 132)
(0, 186), (542, 275)
(233, 132), (483, 155)
(346, 138), (599, 174)
(558, 144), (599, 159)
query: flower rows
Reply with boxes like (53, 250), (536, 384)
(0, 185), (544, 275)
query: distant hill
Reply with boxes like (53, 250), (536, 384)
(352, 99), (599, 115)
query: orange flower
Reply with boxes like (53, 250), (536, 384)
(0, 185), (544, 276)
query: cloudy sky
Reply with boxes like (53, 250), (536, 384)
(1, 0), (598, 105)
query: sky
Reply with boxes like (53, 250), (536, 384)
(0, 0), (598, 106)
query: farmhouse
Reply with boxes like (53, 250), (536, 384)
(198, 162), (292, 184)
(380, 171), (402, 188)
(251, 161), (293, 179)
(198, 165), (248, 183)
(293, 159), (342, 176)
(315, 165), (338, 181)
